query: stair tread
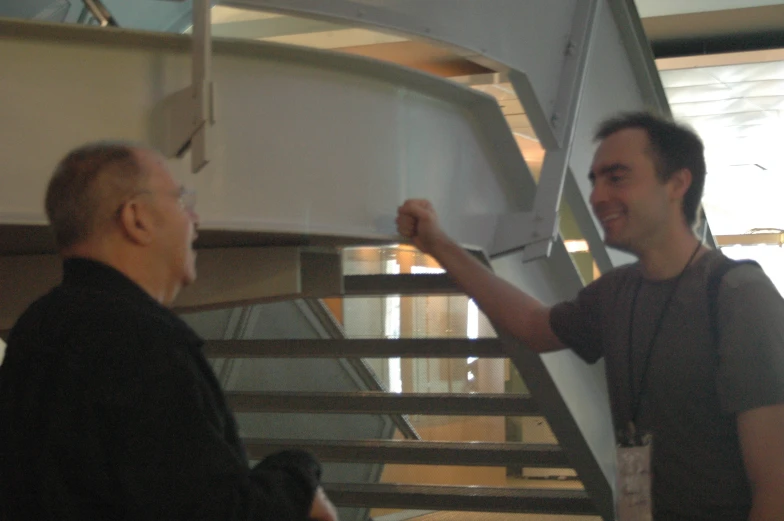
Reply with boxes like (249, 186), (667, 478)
(226, 391), (538, 416)
(244, 438), (567, 466)
(322, 482), (595, 514)
(328, 482), (588, 497)
(204, 338), (504, 359)
(245, 438), (560, 450)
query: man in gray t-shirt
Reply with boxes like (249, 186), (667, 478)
(551, 249), (784, 519)
(396, 112), (784, 520)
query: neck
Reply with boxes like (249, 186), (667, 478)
(63, 240), (180, 306)
(636, 226), (705, 280)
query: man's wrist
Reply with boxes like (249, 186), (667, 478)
(424, 232), (456, 260)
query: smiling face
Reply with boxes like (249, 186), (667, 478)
(589, 128), (678, 255)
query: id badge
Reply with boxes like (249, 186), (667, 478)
(616, 435), (652, 521)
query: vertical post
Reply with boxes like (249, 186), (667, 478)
(157, 0), (215, 171)
(191, 0), (212, 173)
(490, 0), (600, 261)
(521, 0), (600, 262)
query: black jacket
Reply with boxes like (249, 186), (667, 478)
(0, 258), (321, 520)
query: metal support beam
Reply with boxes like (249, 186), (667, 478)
(226, 391), (538, 416)
(606, 0), (670, 116)
(563, 170), (614, 275)
(491, 0), (600, 261)
(159, 0), (214, 172)
(506, 337), (615, 521)
(696, 212), (718, 249)
(81, 0), (118, 26)
(342, 274), (460, 296)
(174, 247), (342, 311)
(0, 247), (342, 332)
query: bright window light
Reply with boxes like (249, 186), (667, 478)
(389, 357), (402, 393)
(467, 299), (479, 339)
(410, 266), (445, 275)
(384, 260), (402, 393)
(565, 240), (590, 253)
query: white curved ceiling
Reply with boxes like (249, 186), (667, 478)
(635, 0), (784, 18)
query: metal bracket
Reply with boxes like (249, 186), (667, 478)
(488, 211), (557, 259)
(160, 0), (215, 173)
(494, 0), (600, 262)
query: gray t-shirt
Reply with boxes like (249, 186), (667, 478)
(550, 250), (784, 520)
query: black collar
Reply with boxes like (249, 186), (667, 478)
(62, 257), (159, 307)
(60, 257), (202, 346)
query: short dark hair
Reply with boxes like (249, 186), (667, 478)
(45, 142), (147, 250)
(595, 111), (706, 226)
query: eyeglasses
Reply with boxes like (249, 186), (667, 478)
(175, 186), (197, 213)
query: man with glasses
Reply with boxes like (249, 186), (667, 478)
(0, 142), (338, 521)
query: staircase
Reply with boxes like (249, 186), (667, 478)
(190, 261), (610, 521)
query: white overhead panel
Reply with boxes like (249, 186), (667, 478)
(635, 0), (784, 18)
(223, 0), (579, 147)
(0, 19), (534, 248)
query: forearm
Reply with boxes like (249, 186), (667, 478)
(738, 404), (784, 521)
(428, 236), (564, 353)
(748, 485), (784, 521)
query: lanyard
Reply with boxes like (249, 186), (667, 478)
(627, 242), (702, 428)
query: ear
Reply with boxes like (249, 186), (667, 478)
(668, 168), (692, 201)
(117, 199), (155, 246)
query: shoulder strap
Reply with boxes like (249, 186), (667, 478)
(708, 257), (761, 348)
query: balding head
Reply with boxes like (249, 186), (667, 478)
(45, 142), (150, 251)
(45, 141), (200, 305)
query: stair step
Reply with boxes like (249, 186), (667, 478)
(344, 273), (460, 296)
(226, 391), (538, 416)
(244, 439), (568, 467)
(203, 338), (504, 358)
(323, 483), (595, 515)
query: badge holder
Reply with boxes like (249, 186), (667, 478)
(616, 425), (653, 521)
